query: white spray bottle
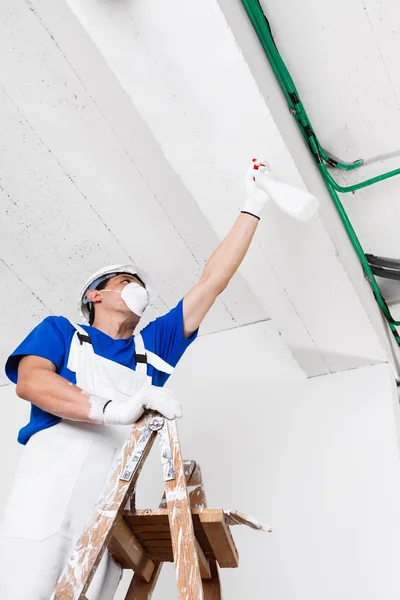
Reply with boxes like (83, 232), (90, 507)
(253, 158), (319, 222)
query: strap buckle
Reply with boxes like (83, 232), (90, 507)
(134, 352), (147, 364)
(77, 332), (93, 345)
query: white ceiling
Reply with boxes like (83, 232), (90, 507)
(63, 0), (396, 373)
(0, 0), (268, 384)
(1, 0), (398, 383)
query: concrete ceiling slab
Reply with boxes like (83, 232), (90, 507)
(60, 0), (393, 375)
(3, 0), (399, 379)
(0, 0), (269, 382)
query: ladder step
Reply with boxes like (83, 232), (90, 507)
(119, 508), (239, 569)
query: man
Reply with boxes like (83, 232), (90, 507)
(0, 160), (272, 600)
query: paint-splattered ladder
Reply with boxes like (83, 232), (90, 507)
(49, 412), (265, 600)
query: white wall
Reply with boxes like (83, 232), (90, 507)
(161, 330), (400, 600)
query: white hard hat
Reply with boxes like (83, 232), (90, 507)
(78, 263), (157, 321)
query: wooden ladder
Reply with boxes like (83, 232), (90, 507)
(49, 412), (240, 600)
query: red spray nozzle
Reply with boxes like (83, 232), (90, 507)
(252, 158), (259, 170)
(252, 158), (266, 170)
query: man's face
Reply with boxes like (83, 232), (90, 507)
(92, 273), (146, 317)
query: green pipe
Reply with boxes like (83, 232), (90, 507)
(322, 164), (400, 193)
(241, 0), (400, 343)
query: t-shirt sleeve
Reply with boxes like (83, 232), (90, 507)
(5, 316), (66, 384)
(147, 298), (198, 368)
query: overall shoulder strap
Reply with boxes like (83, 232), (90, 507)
(133, 333), (148, 377)
(66, 320), (93, 346)
(66, 320), (95, 373)
(146, 351), (175, 375)
(134, 333), (175, 376)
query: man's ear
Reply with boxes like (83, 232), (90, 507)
(86, 289), (103, 305)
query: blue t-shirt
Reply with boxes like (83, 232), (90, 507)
(5, 300), (197, 445)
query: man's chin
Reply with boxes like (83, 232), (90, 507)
(123, 309), (141, 323)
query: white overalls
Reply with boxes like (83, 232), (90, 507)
(0, 322), (174, 600)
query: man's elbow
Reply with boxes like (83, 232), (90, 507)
(15, 357), (55, 400)
(200, 274), (228, 297)
(16, 373), (37, 400)
(16, 379), (30, 400)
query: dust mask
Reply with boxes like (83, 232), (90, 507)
(101, 282), (149, 316)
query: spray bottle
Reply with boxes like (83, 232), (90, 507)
(252, 158), (319, 222)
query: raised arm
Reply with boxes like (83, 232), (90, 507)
(183, 160), (269, 337)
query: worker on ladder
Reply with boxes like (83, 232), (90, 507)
(0, 161), (271, 600)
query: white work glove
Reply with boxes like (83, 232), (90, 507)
(241, 158), (274, 219)
(139, 384), (183, 420)
(89, 384), (182, 426)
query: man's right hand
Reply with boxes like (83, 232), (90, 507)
(90, 384), (183, 426)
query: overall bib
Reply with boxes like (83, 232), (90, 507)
(0, 322), (174, 600)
